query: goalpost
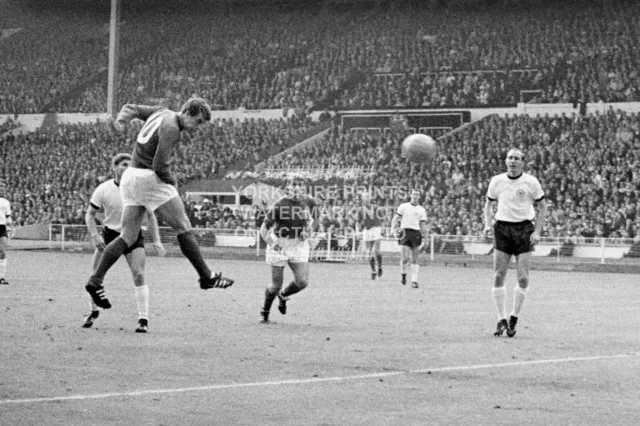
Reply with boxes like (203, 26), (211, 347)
(107, 0), (121, 118)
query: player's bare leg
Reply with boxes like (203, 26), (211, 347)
(85, 206), (146, 309)
(410, 246), (420, 288)
(492, 249), (511, 336)
(261, 265), (285, 323)
(374, 239), (383, 277)
(0, 236), (9, 285)
(508, 252), (531, 337)
(400, 246), (411, 285)
(156, 196), (233, 289)
(367, 241), (376, 280)
(278, 261), (309, 315)
(82, 248), (103, 327)
(124, 249), (149, 333)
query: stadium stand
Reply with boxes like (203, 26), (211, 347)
(0, 114), (317, 227)
(253, 110), (640, 241)
(1, 0), (639, 246)
(2, 0), (640, 113)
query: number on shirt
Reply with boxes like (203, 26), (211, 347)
(137, 112), (164, 145)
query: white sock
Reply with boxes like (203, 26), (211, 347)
(89, 299), (99, 311)
(511, 286), (527, 317)
(411, 264), (419, 282)
(492, 287), (507, 320)
(0, 258), (6, 278)
(135, 285), (149, 320)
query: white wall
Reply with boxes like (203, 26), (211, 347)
(2, 102), (639, 134)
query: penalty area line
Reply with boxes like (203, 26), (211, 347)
(1, 352), (638, 405)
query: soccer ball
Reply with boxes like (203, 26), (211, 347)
(401, 134), (438, 163)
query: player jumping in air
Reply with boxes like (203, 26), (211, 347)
(85, 98), (233, 310)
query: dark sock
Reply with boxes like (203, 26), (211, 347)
(91, 237), (128, 284)
(177, 231), (211, 279)
(376, 254), (382, 268)
(281, 280), (301, 298)
(369, 257), (376, 272)
(262, 288), (277, 313)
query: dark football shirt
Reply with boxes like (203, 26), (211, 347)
(263, 196), (318, 239)
(116, 104), (180, 185)
(356, 204), (382, 230)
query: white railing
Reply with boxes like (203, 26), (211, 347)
(48, 224), (257, 252)
(261, 165), (376, 180)
(47, 224), (640, 265)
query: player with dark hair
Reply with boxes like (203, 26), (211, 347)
(85, 98), (233, 310)
(356, 192), (383, 280)
(0, 181), (12, 285)
(391, 189), (428, 288)
(83, 153), (165, 332)
(484, 148), (547, 338)
(259, 174), (317, 324)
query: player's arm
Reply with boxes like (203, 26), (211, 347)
(390, 204), (403, 237)
(85, 203), (105, 251)
(419, 220), (429, 250)
(531, 197), (547, 243)
(419, 208), (428, 248)
(112, 104), (163, 134)
(153, 122), (180, 186)
(260, 221), (280, 249)
(145, 210), (166, 257)
(301, 197), (318, 240)
(259, 221), (271, 242)
(4, 212), (13, 238)
(301, 216), (313, 241)
(483, 198), (496, 236)
(390, 214), (402, 236)
(354, 207), (362, 235)
(4, 202), (12, 229)
(484, 176), (498, 236)
(260, 203), (280, 248)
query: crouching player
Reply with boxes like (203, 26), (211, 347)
(259, 175), (317, 324)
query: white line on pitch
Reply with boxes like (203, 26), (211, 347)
(1, 352), (637, 405)
(0, 290), (266, 300)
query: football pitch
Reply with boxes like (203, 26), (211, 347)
(1, 250), (639, 425)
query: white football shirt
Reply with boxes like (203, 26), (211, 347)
(0, 198), (10, 225)
(90, 179), (123, 232)
(486, 172), (544, 222)
(396, 202), (427, 230)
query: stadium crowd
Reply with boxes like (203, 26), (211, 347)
(0, 114), (316, 226)
(2, 0), (639, 114)
(1, 0), (640, 246)
(3, 105), (640, 243)
(255, 109), (640, 242)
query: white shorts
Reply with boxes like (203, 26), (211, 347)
(266, 238), (310, 266)
(120, 167), (179, 212)
(362, 226), (382, 242)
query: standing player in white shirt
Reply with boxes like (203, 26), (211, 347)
(484, 148), (547, 338)
(391, 189), (428, 288)
(83, 153), (165, 332)
(0, 182), (13, 285)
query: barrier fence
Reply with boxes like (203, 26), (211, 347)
(46, 224), (640, 266)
